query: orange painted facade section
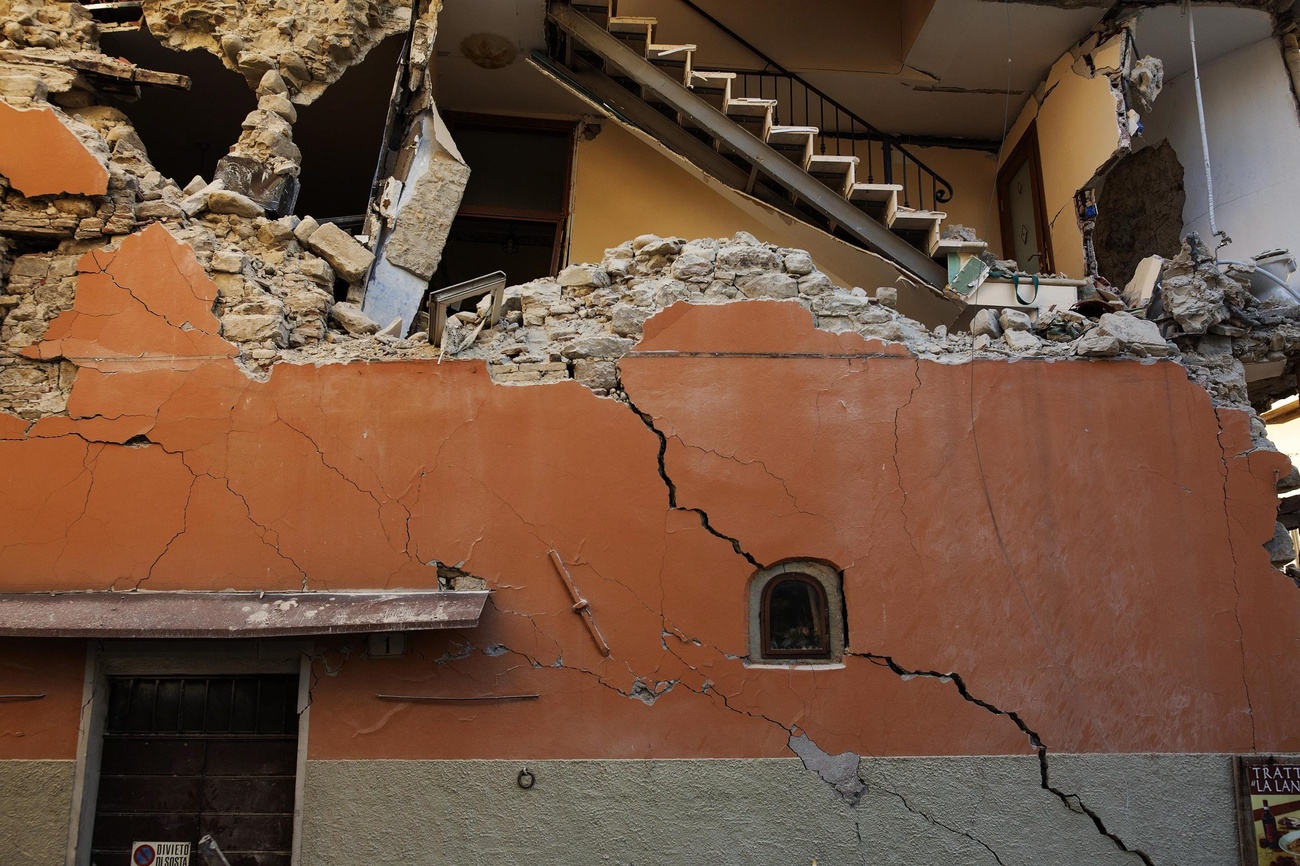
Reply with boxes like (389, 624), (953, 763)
(0, 101), (108, 197)
(1, 225), (1298, 761)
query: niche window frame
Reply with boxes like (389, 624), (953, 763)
(748, 561), (846, 665)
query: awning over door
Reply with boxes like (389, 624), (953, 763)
(0, 590), (489, 638)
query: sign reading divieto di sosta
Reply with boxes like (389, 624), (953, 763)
(130, 841), (190, 866)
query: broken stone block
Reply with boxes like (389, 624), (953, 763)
(1004, 329), (1041, 352)
(783, 250), (813, 276)
(875, 286), (898, 309)
(737, 272), (798, 300)
(1073, 329), (1123, 357)
(1267, 521), (1296, 566)
(637, 237), (683, 260)
(611, 304), (649, 338)
(304, 223), (374, 284)
(258, 93), (297, 123)
(942, 224), (978, 242)
(257, 218), (296, 249)
(211, 249), (247, 274)
(558, 264), (611, 290)
(206, 189), (264, 218)
(220, 312), (286, 345)
(999, 309), (1032, 332)
(294, 215), (320, 246)
(810, 294), (872, 316)
(717, 244), (781, 275)
(135, 200), (183, 221)
(574, 359), (619, 391)
(561, 335), (634, 360)
(1086, 312), (1170, 357)
(257, 69), (289, 97)
(670, 254), (713, 282)
(971, 309), (1003, 339)
(328, 301), (379, 336)
(180, 180), (224, 217)
(798, 272), (833, 296)
(0, 73), (48, 102)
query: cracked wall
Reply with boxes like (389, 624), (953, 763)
(1, 221), (1299, 863)
(1000, 21), (1136, 279)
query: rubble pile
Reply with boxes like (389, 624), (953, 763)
(0, 70), (366, 408)
(372, 231), (1190, 396)
(139, 0), (415, 101)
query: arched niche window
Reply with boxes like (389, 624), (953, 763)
(748, 561), (845, 664)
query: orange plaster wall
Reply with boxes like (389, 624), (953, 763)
(1, 225), (1298, 762)
(0, 101), (108, 197)
(0, 640), (86, 759)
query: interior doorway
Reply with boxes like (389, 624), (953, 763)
(997, 121), (1054, 274)
(433, 113), (576, 292)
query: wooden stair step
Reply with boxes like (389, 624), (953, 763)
(888, 207), (946, 230)
(805, 154), (857, 175)
(849, 182), (902, 204)
(725, 96), (776, 117)
(930, 238), (988, 261)
(608, 15), (655, 35)
(647, 43), (695, 57)
(766, 125), (817, 146)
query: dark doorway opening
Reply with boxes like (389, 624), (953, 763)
(99, 28), (254, 186)
(293, 35), (405, 220)
(433, 113), (576, 292)
(91, 674), (300, 866)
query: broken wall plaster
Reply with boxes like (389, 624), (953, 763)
(1, 219), (1298, 861)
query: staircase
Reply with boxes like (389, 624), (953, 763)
(540, 0), (987, 292)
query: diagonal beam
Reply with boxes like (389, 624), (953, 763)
(548, 3), (948, 289)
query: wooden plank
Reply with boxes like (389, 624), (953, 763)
(204, 739), (299, 776)
(95, 774), (204, 812)
(99, 738), (206, 776)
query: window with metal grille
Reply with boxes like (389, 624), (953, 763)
(91, 675), (300, 866)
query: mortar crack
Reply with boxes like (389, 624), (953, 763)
(850, 651), (1153, 866)
(624, 394), (763, 569)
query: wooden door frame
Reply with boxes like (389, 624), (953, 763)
(66, 642), (311, 866)
(997, 120), (1055, 274)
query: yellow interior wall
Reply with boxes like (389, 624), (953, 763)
(569, 123), (759, 260)
(566, 123), (963, 325)
(1000, 39), (1123, 278)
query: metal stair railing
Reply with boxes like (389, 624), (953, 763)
(663, 0), (955, 212)
(547, 2), (948, 288)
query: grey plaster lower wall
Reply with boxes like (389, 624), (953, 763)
(301, 754), (1243, 866)
(0, 759), (75, 864)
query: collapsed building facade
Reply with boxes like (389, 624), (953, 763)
(2, 0), (1300, 863)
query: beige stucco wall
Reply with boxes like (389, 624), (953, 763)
(0, 760), (75, 864)
(299, 755), (1239, 866)
(1001, 37), (1124, 278)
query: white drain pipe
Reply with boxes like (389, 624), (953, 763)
(1187, 3), (1230, 250)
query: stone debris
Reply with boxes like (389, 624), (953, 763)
(138, 0), (416, 102)
(303, 221), (373, 284)
(329, 301), (379, 337)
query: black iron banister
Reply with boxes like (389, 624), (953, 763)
(670, 0), (954, 209)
